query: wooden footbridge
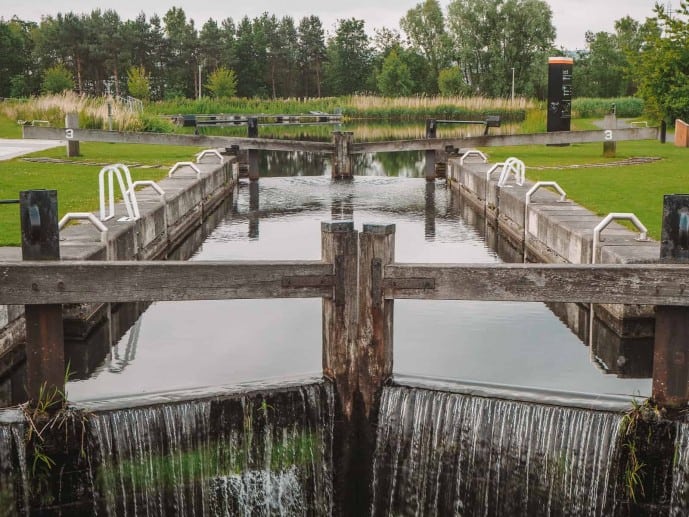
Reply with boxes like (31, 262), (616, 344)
(24, 120), (661, 179)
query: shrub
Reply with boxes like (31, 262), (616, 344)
(42, 64), (74, 94)
(438, 68), (466, 96)
(127, 66), (151, 101)
(206, 67), (238, 99)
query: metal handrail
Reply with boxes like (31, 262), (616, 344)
(125, 181), (165, 220)
(169, 162), (201, 178)
(98, 165), (137, 221)
(524, 181), (568, 241)
(589, 213), (649, 347)
(195, 149), (224, 164)
(459, 149), (488, 165)
(497, 157), (525, 187)
(592, 213), (648, 265)
(58, 212), (108, 244)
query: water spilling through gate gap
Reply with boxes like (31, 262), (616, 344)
(87, 383), (333, 516)
(371, 385), (623, 516)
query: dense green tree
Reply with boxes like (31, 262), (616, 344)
(400, 0), (451, 93)
(297, 16), (326, 97)
(163, 7), (198, 98)
(447, 0), (555, 97)
(199, 18), (226, 72)
(633, 2), (689, 121)
(234, 16), (268, 97)
(324, 18), (371, 95)
(377, 49), (414, 96)
(36, 13), (90, 92)
(0, 18), (35, 97)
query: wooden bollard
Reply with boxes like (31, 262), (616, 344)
(247, 117), (259, 181)
(425, 119), (437, 181)
(653, 194), (689, 408)
(332, 131), (354, 178)
(65, 112), (80, 157)
(20, 190), (65, 404)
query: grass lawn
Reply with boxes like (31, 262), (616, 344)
(0, 142), (204, 246)
(482, 139), (688, 239)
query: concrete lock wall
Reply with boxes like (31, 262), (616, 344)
(0, 154), (238, 362)
(449, 155), (660, 336)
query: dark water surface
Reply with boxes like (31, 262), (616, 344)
(67, 152), (651, 402)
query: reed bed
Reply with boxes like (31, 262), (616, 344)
(0, 92), (142, 131)
(147, 95), (533, 122)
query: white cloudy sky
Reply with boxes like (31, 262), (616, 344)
(1, 0), (663, 50)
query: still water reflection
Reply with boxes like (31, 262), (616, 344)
(67, 152), (651, 401)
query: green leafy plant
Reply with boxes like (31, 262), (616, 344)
(206, 67), (238, 99)
(41, 64), (75, 95)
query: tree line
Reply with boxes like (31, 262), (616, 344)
(0, 0), (688, 121)
(0, 0), (556, 100)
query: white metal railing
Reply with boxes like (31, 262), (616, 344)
(195, 149), (224, 164)
(588, 212), (649, 348)
(497, 157), (525, 187)
(459, 149), (488, 165)
(125, 181), (165, 220)
(99, 164), (136, 221)
(58, 212), (108, 244)
(523, 181), (568, 241)
(169, 162), (202, 178)
(592, 213), (648, 265)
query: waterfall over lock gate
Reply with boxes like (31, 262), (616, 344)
(371, 385), (624, 517)
(87, 383), (334, 516)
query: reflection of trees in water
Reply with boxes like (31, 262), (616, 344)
(373, 151), (424, 177)
(260, 151), (328, 176)
(257, 150), (425, 177)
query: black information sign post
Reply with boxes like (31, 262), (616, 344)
(547, 57), (573, 133)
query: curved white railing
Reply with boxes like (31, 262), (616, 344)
(169, 162), (201, 178)
(523, 181), (568, 241)
(58, 212), (108, 244)
(497, 157), (525, 187)
(195, 149), (224, 163)
(459, 149), (488, 165)
(98, 164), (136, 221)
(592, 213), (648, 265)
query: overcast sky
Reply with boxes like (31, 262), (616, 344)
(2, 0), (663, 50)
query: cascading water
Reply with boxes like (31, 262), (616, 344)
(671, 422), (689, 516)
(86, 382), (333, 516)
(371, 385), (623, 516)
(0, 413), (28, 515)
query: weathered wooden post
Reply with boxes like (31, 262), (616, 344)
(425, 181), (436, 238)
(247, 117), (259, 181)
(425, 119), (437, 181)
(248, 179), (259, 239)
(20, 190), (65, 403)
(331, 131), (354, 178)
(653, 194), (689, 408)
(65, 112), (80, 157)
(352, 223), (395, 514)
(603, 111), (617, 157)
(321, 221), (359, 515)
